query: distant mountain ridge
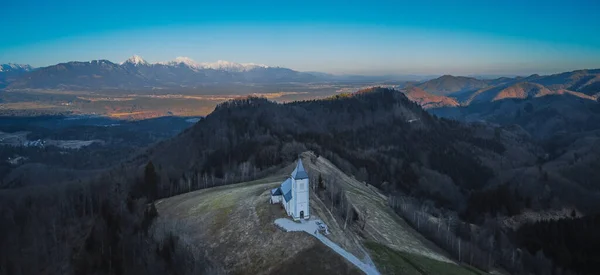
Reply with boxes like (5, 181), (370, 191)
(158, 57), (269, 72)
(415, 70), (600, 100)
(2, 55), (599, 98)
(394, 71), (595, 111)
(0, 63), (35, 88)
(423, 71), (600, 139)
(0, 63), (34, 72)
(400, 86), (459, 109)
(6, 55), (317, 89)
(122, 55), (270, 72)
(416, 75), (488, 96)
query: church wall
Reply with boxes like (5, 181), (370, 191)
(293, 178), (310, 219)
(271, 195), (281, 204)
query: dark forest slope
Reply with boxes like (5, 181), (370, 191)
(145, 88), (540, 210)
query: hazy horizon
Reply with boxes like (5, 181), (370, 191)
(2, 0), (600, 75)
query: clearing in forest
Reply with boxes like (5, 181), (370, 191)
(154, 152), (480, 274)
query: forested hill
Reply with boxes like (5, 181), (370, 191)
(3, 87), (599, 274)
(145, 87), (539, 210)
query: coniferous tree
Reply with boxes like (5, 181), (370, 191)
(318, 173), (325, 190)
(144, 161), (158, 201)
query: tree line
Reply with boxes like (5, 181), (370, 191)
(0, 162), (221, 275)
(388, 195), (562, 275)
(516, 214), (600, 275)
(144, 88), (508, 212)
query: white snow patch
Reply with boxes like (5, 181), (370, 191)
(198, 60), (268, 72)
(158, 57), (201, 69)
(122, 55), (148, 66)
(275, 218), (380, 275)
(0, 63), (33, 72)
(174, 56), (199, 67)
(157, 57), (268, 72)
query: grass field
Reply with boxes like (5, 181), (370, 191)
(153, 175), (363, 275)
(153, 153), (471, 274)
(0, 85), (344, 119)
(365, 242), (486, 275)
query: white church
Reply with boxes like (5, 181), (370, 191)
(270, 158), (310, 220)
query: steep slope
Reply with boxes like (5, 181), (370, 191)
(145, 88), (539, 212)
(401, 86), (459, 109)
(416, 75), (488, 96)
(299, 152), (453, 262)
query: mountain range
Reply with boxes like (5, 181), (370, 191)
(0, 63), (34, 88)
(3, 55), (599, 102)
(415, 70), (600, 98)
(0, 57), (431, 90)
(2, 56), (319, 90)
(3, 56), (597, 102)
(397, 69), (600, 110)
(395, 71), (599, 140)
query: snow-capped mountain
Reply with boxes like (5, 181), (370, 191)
(0, 63), (34, 72)
(0, 63), (35, 88)
(198, 60), (268, 72)
(162, 56), (201, 69)
(4, 56), (318, 89)
(121, 55), (148, 66)
(157, 56), (268, 72)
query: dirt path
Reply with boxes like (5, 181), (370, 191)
(275, 218), (380, 275)
(154, 176), (363, 274)
(153, 153), (457, 274)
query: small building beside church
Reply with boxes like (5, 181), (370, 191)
(270, 158), (310, 220)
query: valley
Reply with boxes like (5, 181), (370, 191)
(1, 64), (599, 275)
(0, 83), (397, 119)
(0, 115), (199, 188)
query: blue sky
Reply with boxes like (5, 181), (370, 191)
(1, 0), (600, 75)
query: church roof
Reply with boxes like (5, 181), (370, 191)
(291, 159), (309, 180)
(283, 190), (293, 202)
(280, 178), (293, 202)
(271, 187), (282, 196)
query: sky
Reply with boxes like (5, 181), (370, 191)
(1, 0), (600, 75)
